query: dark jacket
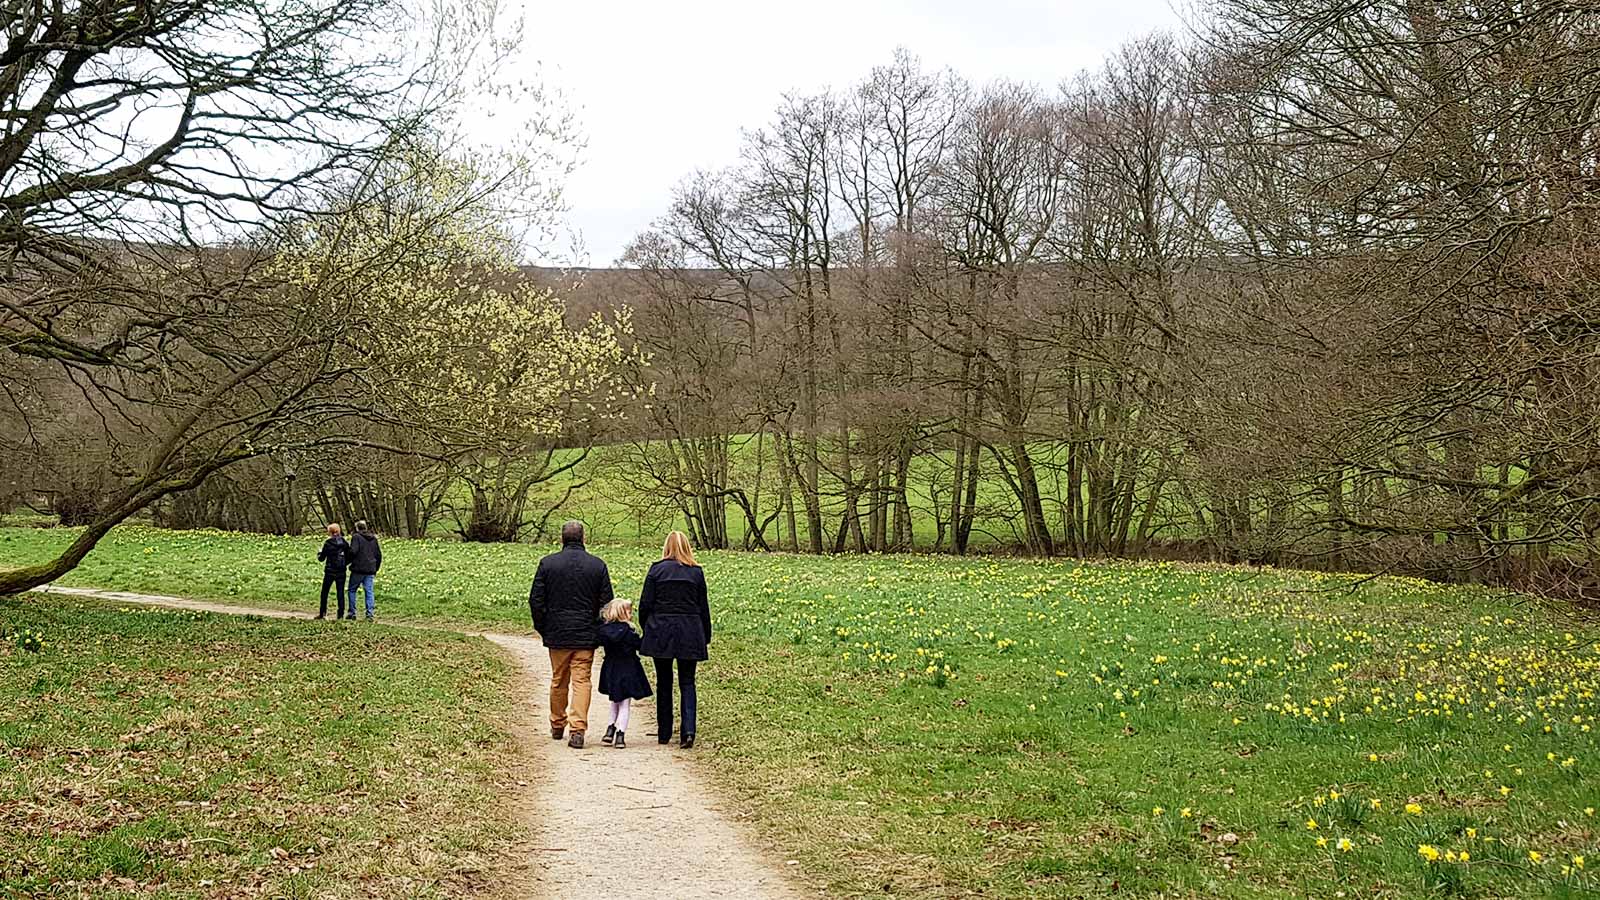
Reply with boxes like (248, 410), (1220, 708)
(529, 543), (614, 650)
(638, 559), (711, 661)
(348, 532), (382, 576)
(317, 536), (351, 573)
(598, 621), (652, 701)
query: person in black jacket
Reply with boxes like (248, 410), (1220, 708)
(345, 520), (382, 621)
(315, 523), (351, 620)
(638, 531), (712, 749)
(596, 598), (650, 749)
(529, 520), (614, 749)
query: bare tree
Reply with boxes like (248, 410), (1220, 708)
(1193, 0), (1600, 588)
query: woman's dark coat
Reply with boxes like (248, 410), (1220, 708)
(348, 532), (382, 576)
(638, 559), (711, 661)
(529, 542), (615, 650)
(318, 536), (351, 573)
(597, 621), (652, 701)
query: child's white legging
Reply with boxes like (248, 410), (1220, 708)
(608, 698), (631, 732)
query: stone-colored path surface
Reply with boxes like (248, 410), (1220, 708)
(32, 586), (807, 900)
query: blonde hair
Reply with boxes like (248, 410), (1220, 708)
(327, 523), (342, 536)
(602, 598), (634, 624)
(662, 531), (699, 567)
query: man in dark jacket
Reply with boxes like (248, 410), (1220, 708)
(316, 523), (351, 620)
(346, 520), (382, 621)
(529, 520), (614, 749)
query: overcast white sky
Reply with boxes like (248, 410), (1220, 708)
(517, 0), (1187, 265)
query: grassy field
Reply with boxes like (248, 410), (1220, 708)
(494, 439), (1189, 550)
(0, 592), (527, 898)
(7, 524), (1600, 897)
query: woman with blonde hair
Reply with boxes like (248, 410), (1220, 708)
(314, 523), (350, 620)
(638, 531), (712, 748)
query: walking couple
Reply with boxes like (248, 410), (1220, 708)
(529, 521), (711, 750)
(316, 521), (382, 620)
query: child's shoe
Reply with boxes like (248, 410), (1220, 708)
(613, 731), (626, 749)
(601, 725), (616, 745)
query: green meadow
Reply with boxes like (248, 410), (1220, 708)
(6, 524), (1600, 897)
(495, 440), (1180, 550)
(0, 592), (527, 898)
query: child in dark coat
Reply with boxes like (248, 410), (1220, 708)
(598, 599), (652, 749)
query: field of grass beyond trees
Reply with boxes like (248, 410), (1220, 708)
(5, 523), (1600, 897)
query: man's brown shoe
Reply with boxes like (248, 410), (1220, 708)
(568, 731), (584, 749)
(551, 727), (565, 740)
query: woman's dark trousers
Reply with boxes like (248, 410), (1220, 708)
(653, 658), (698, 740)
(320, 570), (346, 618)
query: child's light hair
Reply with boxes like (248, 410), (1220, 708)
(601, 598), (634, 624)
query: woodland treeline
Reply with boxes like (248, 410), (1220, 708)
(4, 0), (1598, 599)
(606, 0), (1600, 595)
